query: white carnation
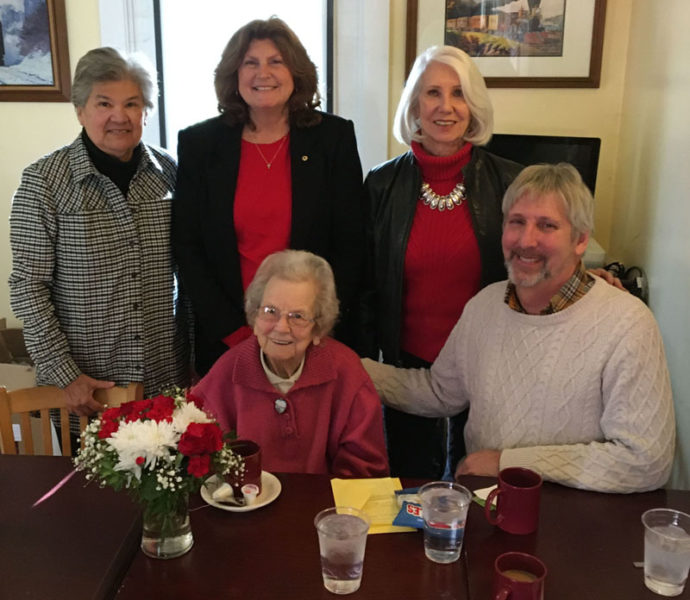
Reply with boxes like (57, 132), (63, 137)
(172, 401), (213, 433)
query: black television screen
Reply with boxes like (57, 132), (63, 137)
(484, 134), (601, 195)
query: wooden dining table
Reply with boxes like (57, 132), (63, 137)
(3, 454), (689, 599)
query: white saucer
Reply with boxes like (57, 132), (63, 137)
(201, 471), (281, 512)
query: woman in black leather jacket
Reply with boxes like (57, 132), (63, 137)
(363, 45), (522, 478)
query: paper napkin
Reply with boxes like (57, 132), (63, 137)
(472, 484), (497, 508)
(330, 477), (416, 534)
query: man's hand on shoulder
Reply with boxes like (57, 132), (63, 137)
(64, 374), (115, 416)
(455, 449), (501, 478)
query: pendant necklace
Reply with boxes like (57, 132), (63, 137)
(253, 135), (288, 170)
(420, 181), (466, 212)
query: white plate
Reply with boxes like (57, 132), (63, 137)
(201, 471), (281, 512)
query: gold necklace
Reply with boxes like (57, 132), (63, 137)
(253, 135), (288, 170)
(420, 181), (466, 211)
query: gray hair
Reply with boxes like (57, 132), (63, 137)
(393, 45), (493, 147)
(244, 250), (339, 338)
(71, 47), (158, 111)
(502, 163), (595, 238)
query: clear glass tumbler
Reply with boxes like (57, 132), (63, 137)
(642, 508), (690, 597)
(419, 481), (472, 564)
(314, 506), (370, 594)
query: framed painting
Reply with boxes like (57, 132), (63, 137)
(0, 0), (71, 101)
(406, 0), (607, 88)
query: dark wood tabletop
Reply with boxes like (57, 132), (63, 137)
(461, 478), (690, 600)
(0, 455), (140, 600)
(3, 455), (689, 600)
(116, 472), (469, 600)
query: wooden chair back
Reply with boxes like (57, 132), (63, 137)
(0, 382), (144, 455)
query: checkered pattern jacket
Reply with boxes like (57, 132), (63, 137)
(9, 135), (190, 399)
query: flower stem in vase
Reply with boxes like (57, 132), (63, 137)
(141, 495), (193, 559)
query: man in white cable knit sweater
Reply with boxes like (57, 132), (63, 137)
(364, 163), (675, 493)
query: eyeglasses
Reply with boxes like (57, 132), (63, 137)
(256, 305), (316, 329)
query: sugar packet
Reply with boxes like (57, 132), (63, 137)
(392, 487), (424, 529)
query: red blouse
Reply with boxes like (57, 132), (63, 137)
(401, 141), (481, 362)
(234, 135), (292, 291)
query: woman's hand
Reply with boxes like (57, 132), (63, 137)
(64, 374), (115, 416)
(588, 268), (625, 291)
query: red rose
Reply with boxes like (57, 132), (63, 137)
(187, 454), (211, 477)
(178, 423), (223, 456)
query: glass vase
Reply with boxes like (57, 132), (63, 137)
(140, 496), (194, 559)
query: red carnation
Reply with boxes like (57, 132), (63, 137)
(98, 418), (120, 439)
(187, 454), (211, 477)
(178, 423), (223, 456)
(186, 391), (204, 410)
(147, 395), (176, 422)
(101, 406), (122, 422)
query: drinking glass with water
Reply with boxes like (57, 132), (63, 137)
(419, 481), (472, 564)
(314, 506), (370, 594)
(642, 508), (690, 597)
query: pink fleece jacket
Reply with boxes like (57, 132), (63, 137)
(193, 336), (389, 478)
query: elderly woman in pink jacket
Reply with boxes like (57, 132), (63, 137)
(192, 249), (388, 477)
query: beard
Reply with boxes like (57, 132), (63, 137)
(505, 255), (551, 288)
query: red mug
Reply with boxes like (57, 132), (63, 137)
(493, 552), (546, 600)
(485, 467), (542, 534)
(226, 440), (262, 494)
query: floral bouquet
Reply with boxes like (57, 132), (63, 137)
(74, 386), (243, 558)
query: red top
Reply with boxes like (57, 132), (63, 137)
(234, 135), (292, 291)
(401, 141), (481, 362)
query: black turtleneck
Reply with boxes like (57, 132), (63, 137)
(81, 129), (142, 197)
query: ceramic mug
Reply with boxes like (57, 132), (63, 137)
(493, 551), (547, 600)
(485, 467), (542, 534)
(226, 439), (262, 494)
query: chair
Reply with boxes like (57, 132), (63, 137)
(0, 382), (144, 456)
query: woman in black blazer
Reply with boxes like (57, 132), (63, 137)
(172, 17), (365, 376)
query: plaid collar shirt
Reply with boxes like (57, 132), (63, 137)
(504, 261), (595, 314)
(9, 136), (190, 405)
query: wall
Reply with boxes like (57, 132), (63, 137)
(608, 0), (690, 489)
(388, 0), (633, 252)
(0, 0), (101, 327)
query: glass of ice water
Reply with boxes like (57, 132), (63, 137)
(642, 508), (690, 597)
(314, 506), (370, 594)
(419, 481), (472, 564)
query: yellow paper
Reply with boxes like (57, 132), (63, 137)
(330, 477), (416, 534)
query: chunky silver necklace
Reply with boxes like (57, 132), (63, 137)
(420, 181), (466, 211)
(253, 135), (287, 169)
